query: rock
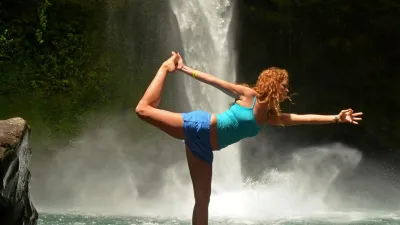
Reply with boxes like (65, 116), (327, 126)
(0, 118), (38, 225)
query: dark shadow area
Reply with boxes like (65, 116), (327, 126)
(237, 0), (400, 210)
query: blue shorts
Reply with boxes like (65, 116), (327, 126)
(182, 110), (214, 165)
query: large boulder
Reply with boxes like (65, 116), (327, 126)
(0, 118), (38, 225)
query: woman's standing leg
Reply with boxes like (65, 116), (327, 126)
(185, 146), (212, 225)
(136, 52), (185, 139)
(137, 52), (213, 223)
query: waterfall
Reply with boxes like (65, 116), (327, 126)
(170, 0), (242, 190)
(32, 1), (373, 220)
(169, 2), (365, 220)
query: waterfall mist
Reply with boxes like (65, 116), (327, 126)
(28, 0), (400, 222)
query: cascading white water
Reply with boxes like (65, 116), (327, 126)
(168, 1), (370, 220)
(209, 143), (363, 220)
(32, 1), (400, 221)
(170, 0), (242, 190)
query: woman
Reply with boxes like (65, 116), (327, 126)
(135, 51), (363, 224)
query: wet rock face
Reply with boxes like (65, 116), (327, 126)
(0, 118), (38, 225)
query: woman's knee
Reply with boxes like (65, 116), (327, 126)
(194, 189), (211, 205)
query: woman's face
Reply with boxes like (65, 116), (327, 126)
(278, 79), (289, 102)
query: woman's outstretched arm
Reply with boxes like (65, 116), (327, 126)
(177, 53), (249, 99)
(267, 109), (363, 126)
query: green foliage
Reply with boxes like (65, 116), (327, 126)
(0, 0), (113, 138)
(36, 0), (51, 43)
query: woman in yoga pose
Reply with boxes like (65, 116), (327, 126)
(135, 51), (363, 224)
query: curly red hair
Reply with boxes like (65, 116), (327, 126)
(242, 67), (289, 116)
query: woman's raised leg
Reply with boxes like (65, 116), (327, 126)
(136, 52), (185, 139)
(186, 146), (212, 225)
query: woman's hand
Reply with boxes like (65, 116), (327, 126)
(176, 52), (185, 70)
(337, 109), (363, 124)
(162, 51), (180, 72)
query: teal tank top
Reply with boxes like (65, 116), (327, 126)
(216, 96), (261, 150)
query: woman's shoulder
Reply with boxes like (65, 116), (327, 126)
(235, 88), (256, 105)
(242, 87), (257, 99)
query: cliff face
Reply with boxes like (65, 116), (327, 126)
(0, 118), (38, 225)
